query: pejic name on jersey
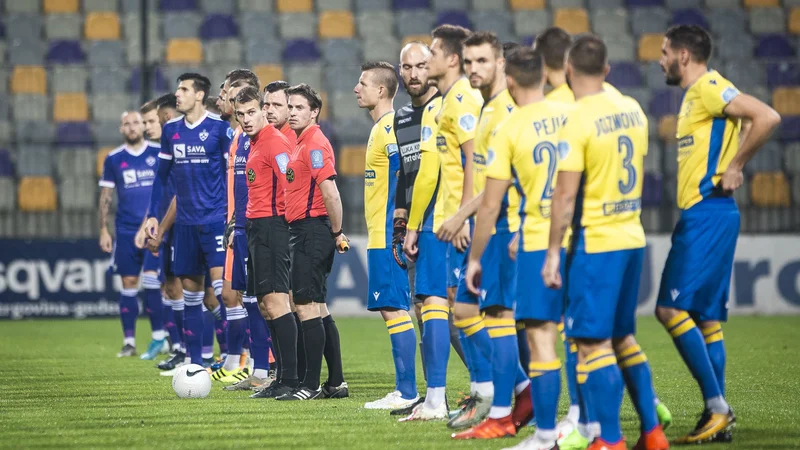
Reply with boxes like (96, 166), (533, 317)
(594, 110), (646, 137)
(533, 114), (568, 137)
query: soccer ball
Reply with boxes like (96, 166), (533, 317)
(172, 364), (212, 398)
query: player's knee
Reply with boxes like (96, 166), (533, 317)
(655, 305), (677, 325)
(574, 338), (611, 360)
(221, 287), (238, 308)
(379, 308), (406, 322)
(612, 334), (638, 354)
(483, 305), (512, 319)
(295, 302), (319, 321)
(452, 303), (477, 322)
(121, 276), (139, 290)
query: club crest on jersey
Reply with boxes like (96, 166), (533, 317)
(145, 156), (156, 167)
(199, 129), (209, 141)
(421, 126), (433, 142)
(227, 127), (235, 139)
(275, 153), (289, 174)
(286, 168), (295, 183)
(244, 140), (250, 151)
(310, 150), (324, 169)
(459, 114), (476, 132)
(247, 168), (256, 183)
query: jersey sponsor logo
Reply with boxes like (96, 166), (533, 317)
(721, 87), (739, 103)
(234, 154), (248, 166)
(227, 127), (235, 139)
(384, 124), (392, 134)
(310, 150), (324, 169)
(436, 136), (446, 149)
(400, 142), (419, 157)
(459, 114), (476, 132)
(421, 126), (433, 142)
(122, 169), (137, 184)
(247, 168), (256, 183)
(136, 169), (155, 179)
(602, 198), (641, 216)
(199, 129), (209, 142)
(678, 136), (694, 149)
(286, 168), (295, 183)
(275, 153), (289, 174)
(398, 116), (412, 124)
(364, 170), (376, 179)
(146, 156), (156, 167)
(386, 143), (398, 156)
(473, 153), (486, 165)
(174, 144), (186, 158)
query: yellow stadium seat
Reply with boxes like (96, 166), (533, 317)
(772, 87), (800, 116)
(85, 12), (121, 40)
(638, 33), (665, 61)
(166, 38), (203, 64)
(54, 93), (89, 122)
(44, 0), (79, 13)
(276, 0), (312, 13)
(11, 66), (47, 95)
(338, 146), (366, 176)
(509, 0), (545, 10)
(790, 8), (800, 35)
(402, 34), (432, 47)
(97, 147), (113, 177)
(658, 116), (678, 143)
(18, 177), (58, 212)
(253, 64), (285, 87)
(743, 0), (779, 7)
(554, 8), (590, 35)
(319, 11), (355, 39)
(751, 172), (791, 207)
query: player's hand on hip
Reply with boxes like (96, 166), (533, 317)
(144, 217), (159, 240)
(508, 232), (519, 262)
(404, 229), (419, 262)
(436, 215), (461, 243)
(720, 166), (744, 193)
(465, 260), (482, 295)
(541, 250), (562, 289)
(99, 229), (113, 253)
(454, 223), (471, 252)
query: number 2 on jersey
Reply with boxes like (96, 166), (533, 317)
(533, 141), (557, 201)
(617, 136), (636, 195)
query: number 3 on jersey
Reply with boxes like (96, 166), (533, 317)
(617, 136), (636, 194)
(533, 141), (557, 201)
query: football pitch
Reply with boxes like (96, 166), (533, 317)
(2, 316), (799, 449)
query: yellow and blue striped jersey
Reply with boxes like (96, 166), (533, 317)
(475, 89), (519, 234)
(364, 111), (399, 249)
(558, 92), (648, 253)
(546, 82), (622, 104)
(408, 96), (445, 232)
(675, 70), (741, 210)
(487, 100), (574, 251)
(435, 77), (483, 220)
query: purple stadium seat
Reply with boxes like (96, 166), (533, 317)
(755, 35), (795, 59)
(282, 39), (321, 62)
(159, 0), (197, 11)
(199, 14), (238, 40)
(46, 40), (86, 64)
(436, 11), (472, 29)
(0, 149), (13, 177)
(642, 173), (662, 207)
(129, 67), (168, 93)
(607, 62), (642, 88)
(393, 0), (429, 9)
(672, 9), (709, 30)
(626, 0), (663, 7)
(649, 88), (682, 117)
(780, 116), (800, 142)
(766, 61), (800, 88)
(56, 122), (94, 147)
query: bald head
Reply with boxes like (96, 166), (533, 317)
(400, 42), (433, 98)
(119, 110), (144, 145)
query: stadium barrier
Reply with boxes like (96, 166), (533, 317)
(1, 236), (799, 320)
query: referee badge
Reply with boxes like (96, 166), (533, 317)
(286, 168), (295, 183)
(247, 168), (256, 183)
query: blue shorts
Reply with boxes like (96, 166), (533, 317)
(657, 197), (739, 322)
(415, 231), (448, 300)
(172, 221), (226, 277)
(231, 229), (248, 292)
(367, 248), (411, 311)
(159, 229), (175, 282)
(111, 232), (145, 276)
(455, 231), (517, 311)
(515, 249), (565, 323)
(447, 242), (467, 288)
(565, 239), (644, 340)
(143, 250), (160, 274)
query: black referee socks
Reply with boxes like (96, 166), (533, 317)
(301, 317), (326, 391)
(272, 313), (299, 388)
(322, 315), (345, 387)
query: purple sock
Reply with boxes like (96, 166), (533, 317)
(163, 298), (179, 347)
(183, 291), (204, 365)
(244, 299), (271, 370)
(173, 299), (185, 349)
(119, 288), (139, 343)
(213, 305), (228, 355)
(203, 308), (216, 358)
(226, 306), (248, 356)
(141, 274), (163, 338)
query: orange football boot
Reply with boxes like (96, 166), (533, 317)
(512, 383), (534, 430)
(633, 425), (669, 450)
(451, 416), (517, 440)
(588, 438), (627, 450)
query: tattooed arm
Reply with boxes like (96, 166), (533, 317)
(98, 187), (114, 253)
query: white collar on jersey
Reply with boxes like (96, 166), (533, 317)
(124, 141), (149, 157)
(184, 111), (209, 130)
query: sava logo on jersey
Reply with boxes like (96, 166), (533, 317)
(173, 144), (206, 159)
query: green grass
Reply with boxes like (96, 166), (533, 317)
(1, 316), (799, 449)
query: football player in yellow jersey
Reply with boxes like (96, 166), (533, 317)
(354, 62), (419, 412)
(461, 46), (570, 448)
(542, 36), (669, 450)
(656, 25), (780, 445)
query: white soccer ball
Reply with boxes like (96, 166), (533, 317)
(172, 364), (212, 398)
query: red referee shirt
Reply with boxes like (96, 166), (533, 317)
(280, 122), (296, 149)
(245, 124), (292, 219)
(284, 124), (337, 223)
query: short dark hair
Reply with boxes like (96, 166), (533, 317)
(503, 41), (522, 59)
(156, 93), (177, 111)
(431, 24), (471, 60)
(463, 31), (503, 58)
(665, 25), (712, 63)
(505, 47), (545, 88)
(177, 72), (211, 101)
(568, 35), (607, 76)
(534, 27), (572, 70)
(231, 76), (260, 91)
(286, 83), (323, 112)
(205, 96), (220, 114)
(234, 86), (263, 108)
(265, 80), (291, 94)
(361, 61), (399, 98)
(226, 69), (260, 90)
(140, 99), (159, 114)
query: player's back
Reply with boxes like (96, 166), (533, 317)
(546, 82), (622, 104)
(365, 111), (399, 249)
(559, 91), (648, 253)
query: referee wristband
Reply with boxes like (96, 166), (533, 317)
(331, 229), (344, 238)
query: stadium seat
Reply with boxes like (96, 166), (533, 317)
(470, 0), (507, 9)
(705, 0), (740, 7)
(638, 33), (664, 61)
(716, 33), (754, 62)
(85, 0), (119, 12)
(90, 66), (126, 93)
(751, 172), (790, 207)
(509, 0), (545, 9)
(0, 98), (8, 121)
(514, 10), (551, 37)
(15, 120), (55, 145)
(45, 13), (82, 40)
(397, 10), (436, 37)
(0, 150), (13, 177)
(166, 38), (203, 64)
(246, 39), (282, 64)
(46, 40), (86, 64)
(96, 146), (113, 177)
(364, 35), (400, 62)
(708, 8), (747, 37)
(791, 8), (800, 35)
(286, 64), (324, 92)
(658, 115), (677, 142)
(91, 94), (133, 122)
(12, 95), (49, 123)
(240, 12), (277, 41)
(60, 212), (97, 238)
(51, 66), (88, 93)
(331, 91), (364, 120)
(10, 39), (46, 66)
(354, 0), (391, 10)
(750, 7), (786, 34)
(671, 9), (708, 29)
(237, 0), (275, 11)
(766, 61), (800, 88)
(199, 0), (230, 12)
(54, 93), (90, 123)
(253, 64), (285, 86)
(319, 11), (356, 39)
(436, 10), (472, 29)
(627, 0), (665, 6)
(393, 0), (430, 9)
(200, 14), (238, 40)
(649, 88), (681, 117)
(17, 145), (53, 176)
(321, 39), (362, 65)
(745, 141), (782, 175)
(665, 0), (695, 7)
(607, 62), (642, 87)
(606, 34), (636, 61)
(338, 145), (366, 176)
(0, 177), (15, 212)
(55, 122), (94, 147)
(755, 35), (795, 59)
(89, 41), (125, 66)
(277, 0), (313, 12)
(85, 12), (121, 40)
(279, 13), (316, 40)
(781, 116), (800, 142)
(644, 140), (662, 173)
(743, 0), (778, 6)
(642, 173), (662, 207)
(44, 0), (79, 13)
(318, 0), (352, 11)
(7, 14), (43, 41)
(159, 0), (198, 10)
(11, 66), (47, 95)
(433, 0), (468, 10)
(162, 12), (202, 39)
(338, 176), (365, 230)
(333, 116), (373, 146)
(205, 39), (243, 64)
(643, 61), (666, 88)
(470, 11), (514, 42)
(554, 8), (590, 34)
(18, 177), (58, 211)
(282, 39), (321, 62)
(55, 148), (95, 177)
(786, 142), (800, 175)
(94, 120), (125, 145)
(631, 7), (669, 36)
(592, 8), (629, 37)
(6, 0), (41, 13)
(15, 212), (61, 238)
(772, 87), (800, 116)
(60, 177), (97, 211)
(0, 121), (11, 144)
(324, 64), (363, 92)
(128, 67), (168, 92)
(357, 11), (394, 38)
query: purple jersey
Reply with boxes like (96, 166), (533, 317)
(99, 142), (161, 234)
(149, 112), (233, 225)
(233, 133), (250, 229)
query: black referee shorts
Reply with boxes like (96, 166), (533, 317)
(289, 216), (335, 304)
(246, 216), (291, 297)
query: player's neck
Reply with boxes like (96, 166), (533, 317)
(437, 70), (463, 96)
(184, 105), (207, 125)
(295, 122), (316, 138)
(512, 89), (545, 108)
(411, 87), (438, 107)
(369, 101), (394, 123)
(481, 79), (507, 103)
(547, 70), (567, 90)
(681, 64), (709, 90)
(570, 76), (604, 101)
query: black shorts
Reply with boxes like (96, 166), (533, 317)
(289, 216), (335, 304)
(246, 216), (291, 297)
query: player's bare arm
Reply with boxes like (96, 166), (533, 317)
(145, 196), (175, 254)
(98, 187), (114, 253)
(453, 138), (475, 251)
(436, 192), (482, 242)
(320, 178), (349, 252)
(721, 94), (781, 192)
(465, 178), (510, 295)
(543, 171), (581, 289)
